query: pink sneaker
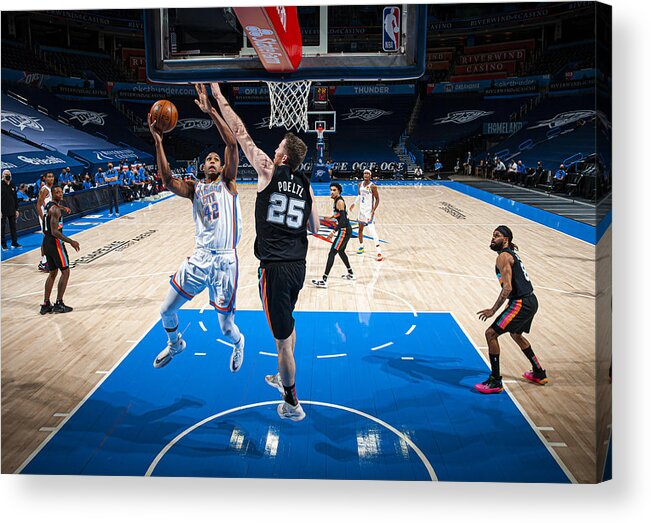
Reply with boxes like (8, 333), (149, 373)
(523, 369), (548, 385)
(474, 375), (503, 394)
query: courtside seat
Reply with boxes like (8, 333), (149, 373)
(536, 171), (553, 192)
(564, 172), (584, 196)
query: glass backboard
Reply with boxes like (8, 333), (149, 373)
(144, 5), (427, 83)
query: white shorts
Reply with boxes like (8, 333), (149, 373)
(358, 209), (374, 225)
(170, 249), (238, 314)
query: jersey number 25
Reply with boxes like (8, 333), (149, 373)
(267, 192), (305, 229)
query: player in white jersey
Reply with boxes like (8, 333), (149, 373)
(148, 83), (245, 372)
(349, 169), (383, 261)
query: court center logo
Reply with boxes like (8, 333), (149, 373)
(528, 110), (611, 130)
(432, 110), (494, 125)
(64, 109), (108, 126)
(177, 119), (214, 131)
(342, 108), (393, 121)
(1, 111), (44, 132)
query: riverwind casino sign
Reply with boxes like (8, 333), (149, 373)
(428, 2), (594, 32)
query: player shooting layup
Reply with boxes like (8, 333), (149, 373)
(148, 84), (245, 373)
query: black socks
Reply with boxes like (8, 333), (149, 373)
(283, 384), (298, 406)
(522, 346), (543, 372)
(490, 353), (501, 379)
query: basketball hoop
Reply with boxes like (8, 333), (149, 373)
(265, 80), (312, 132)
(316, 125), (325, 140)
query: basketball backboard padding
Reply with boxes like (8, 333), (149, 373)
(144, 5), (427, 83)
(233, 6), (302, 73)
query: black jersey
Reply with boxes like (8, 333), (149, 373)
(495, 248), (534, 299)
(42, 201), (62, 238)
(333, 195), (350, 230)
(254, 164), (313, 263)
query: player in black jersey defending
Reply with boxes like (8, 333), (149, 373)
(211, 82), (320, 422)
(311, 182), (355, 288)
(39, 186), (80, 314)
(476, 226), (547, 394)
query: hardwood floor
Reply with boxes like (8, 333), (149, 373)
(1, 184), (605, 482)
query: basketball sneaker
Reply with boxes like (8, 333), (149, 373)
(311, 279), (327, 288)
(377, 253), (384, 262)
(356, 246), (365, 254)
(474, 375), (504, 394)
(341, 273), (356, 281)
(523, 369), (548, 385)
(154, 334), (186, 368)
(277, 401), (306, 422)
(38, 261), (49, 272)
(265, 372), (284, 394)
(53, 300), (73, 314)
(40, 301), (53, 315)
(230, 334), (245, 373)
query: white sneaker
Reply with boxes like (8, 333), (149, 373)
(265, 372), (283, 394)
(153, 335), (186, 368)
(377, 253), (384, 262)
(230, 334), (244, 372)
(277, 401), (306, 422)
(311, 279), (327, 288)
(341, 273), (356, 281)
(108, 212), (113, 217)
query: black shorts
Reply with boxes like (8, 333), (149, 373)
(258, 260), (306, 340)
(491, 294), (538, 335)
(331, 226), (352, 253)
(43, 236), (70, 271)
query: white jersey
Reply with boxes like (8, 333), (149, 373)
(192, 180), (242, 251)
(40, 185), (52, 211)
(39, 185), (53, 231)
(359, 182), (376, 213)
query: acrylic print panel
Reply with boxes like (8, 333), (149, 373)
(1, 1), (610, 486)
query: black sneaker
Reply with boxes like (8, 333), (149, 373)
(523, 369), (548, 385)
(53, 301), (73, 313)
(11, 243), (22, 248)
(1, 244), (7, 251)
(40, 301), (53, 315)
(474, 374), (504, 394)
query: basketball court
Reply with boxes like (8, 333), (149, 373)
(2, 180), (606, 482)
(1, 5), (610, 484)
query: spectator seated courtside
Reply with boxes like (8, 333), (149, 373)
(551, 164), (567, 193)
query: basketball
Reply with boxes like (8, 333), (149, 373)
(149, 100), (178, 133)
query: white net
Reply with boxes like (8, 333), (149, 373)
(265, 80), (312, 132)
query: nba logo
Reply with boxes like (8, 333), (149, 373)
(382, 7), (401, 52)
